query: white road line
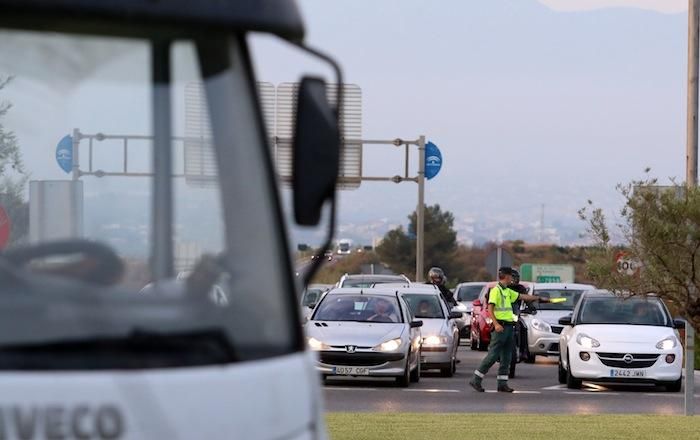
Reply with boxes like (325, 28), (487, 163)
(484, 390), (541, 394)
(403, 389), (461, 393)
(541, 385), (567, 390)
(564, 391), (621, 395)
(324, 387), (379, 391)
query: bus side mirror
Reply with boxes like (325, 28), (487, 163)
(293, 76), (340, 226)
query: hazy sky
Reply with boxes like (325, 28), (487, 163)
(251, 0), (691, 237)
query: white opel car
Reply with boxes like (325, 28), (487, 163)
(305, 288), (423, 386)
(399, 286), (462, 376)
(559, 291), (685, 391)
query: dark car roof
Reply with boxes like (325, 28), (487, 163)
(0, 0), (305, 41)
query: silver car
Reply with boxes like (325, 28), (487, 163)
(519, 283), (596, 362)
(305, 288), (423, 387)
(300, 284), (332, 323)
(399, 286), (462, 377)
(453, 282), (487, 337)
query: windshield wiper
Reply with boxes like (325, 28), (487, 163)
(0, 328), (237, 371)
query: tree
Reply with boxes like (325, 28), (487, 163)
(0, 75), (28, 246)
(579, 174), (700, 333)
(376, 204), (459, 281)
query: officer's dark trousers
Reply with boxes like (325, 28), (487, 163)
(473, 324), (514, 386)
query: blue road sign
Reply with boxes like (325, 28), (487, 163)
(56, 135), (73, 174)
(425, 141), (442, 180)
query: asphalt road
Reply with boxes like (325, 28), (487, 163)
(322, 345), (700, 414)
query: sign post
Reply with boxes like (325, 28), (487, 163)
(0, 204), (10, 250)
(686, 323), (695, 416)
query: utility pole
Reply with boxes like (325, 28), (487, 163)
(688, 0), (699, 187)
(416, 135), (426, 282)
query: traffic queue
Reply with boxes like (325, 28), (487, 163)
(300, 267), (685, 392)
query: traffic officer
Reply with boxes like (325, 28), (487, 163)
(469, 266), (549, 392)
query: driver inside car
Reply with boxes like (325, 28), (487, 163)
(367, 298), (398, 323)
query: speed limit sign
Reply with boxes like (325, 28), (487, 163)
(615, 252), (640, 276)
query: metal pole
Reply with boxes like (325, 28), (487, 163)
(151, 40), (174, 281)
(685, 323), (695, 416)
(497, 246), (502, 272)
(416, 135), (426, 282)
(688, 0), (699, 187)
(71, 128), (81, 181)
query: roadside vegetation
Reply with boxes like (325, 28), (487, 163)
(327, 413), (700, 440)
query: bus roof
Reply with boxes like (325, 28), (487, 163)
(0, 0), (305, 41)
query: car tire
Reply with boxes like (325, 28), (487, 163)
(478, 336), (488, 352)
(470, 333), (478, 351)
(566, 356), (582, 389)
(396, 358), (411, 387)
(440, 359), (455, 377)
(664, 378), (682, 393)
(523, 347), (536, 363)
(557, 357), (567, 384)
(410, 359), (421, 383)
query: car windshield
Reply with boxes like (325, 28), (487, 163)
(313, 295), (402, 323)
(535, 289), (584, 310)
(457, 285), (483, 302)
(578, 297), (671, 326)
(0, 29), (299, 368)
(402, 294), (444, 319)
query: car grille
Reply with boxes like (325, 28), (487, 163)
(596, 352), (659, 368)
(549, 343), (559, 352)
(551, 326), (563, 335)
(320, 352), (405, 366)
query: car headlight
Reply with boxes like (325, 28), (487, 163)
(656, 336), (678, 350)
(576, 333), (600, 349)
(485, 317), (493, 325)
(531, 318), (552, 333)
(376, 338), (402, 352)
(307, 337), (330, 351)
(423, 335), (448, 346)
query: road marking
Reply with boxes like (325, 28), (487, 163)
(484, 390), (541, 394)
(564, 391), (620, 395)
(403, 389), (461, 393)
(324, 387), (379, 391)
(541, 385), (567, 390)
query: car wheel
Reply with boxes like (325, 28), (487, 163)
(440, 362), (454, 377)
(523, 346), (536, 363)
(566, 355), (582, 389)
(478, 336), (488, 352)
(410, 358), (421, 383)
(396, 358), (411, 387)
(557, 357), (567, 384)
(470, 332), (478, 351)
(664, 378), (682, 392)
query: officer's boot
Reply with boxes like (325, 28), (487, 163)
(469, 371), (485, 392)
(497, 378), (514, 393)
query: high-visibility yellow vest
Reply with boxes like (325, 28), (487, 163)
(488, 284), (519, 322)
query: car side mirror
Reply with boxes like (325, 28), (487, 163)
(473, 299), (482, 307)
(293, 76), (340, 226)
(308, 303), (317, 310)
(673, 318), (686, 330)
(410, 320), (423, 328)
(448, 311), (463, 320)
(558, 315), (573, 326)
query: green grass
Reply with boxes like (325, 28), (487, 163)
(326, 413), (700, 440)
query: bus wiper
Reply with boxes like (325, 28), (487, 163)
(0, 328), (238, 371)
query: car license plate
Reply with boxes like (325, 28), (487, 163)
(610, 369), (646, 377)
(333, 367), (370, 376)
